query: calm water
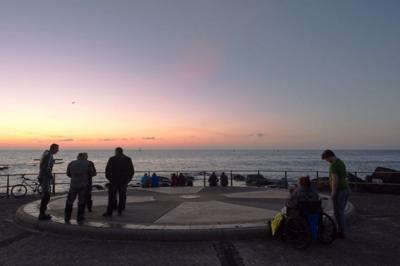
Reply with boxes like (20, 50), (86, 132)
(1, 149), (400, 190)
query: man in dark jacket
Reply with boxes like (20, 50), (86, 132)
(103, 147), (134, 217)
(64, 153), (95, 223)
(38, 143), (59, 220)
(82, 153), (97, 212)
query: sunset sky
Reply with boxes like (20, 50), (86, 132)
(1, 0), (400, 149)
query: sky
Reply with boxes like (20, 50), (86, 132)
(1, 0), (400, 149)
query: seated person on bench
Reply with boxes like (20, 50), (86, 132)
(286, 176), (319, 218)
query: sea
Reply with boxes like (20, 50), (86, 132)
(1, 149), (400, 191)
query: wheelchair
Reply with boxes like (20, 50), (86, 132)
(279, 200), (337, 249)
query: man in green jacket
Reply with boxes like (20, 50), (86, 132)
(322, 149), (351, 239)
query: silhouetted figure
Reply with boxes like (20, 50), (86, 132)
(38, 143), (59, 220)
(286, 176), (319, 218)
(103, 147), (134, 217)
(82, 153), (97, 212)
(208, 172), (219, 187)
(171, 173), (178, 187)
(141, 173), (151, 188)
(187, 178), (193, 187)
(64, 153), (95, 223)
(151, 173), (159, 188)
(220, 172), (229, 187)
(177, 173), (187, 186)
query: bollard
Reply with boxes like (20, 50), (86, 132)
(203, 172), (206, 187)
(230, 171), (233, 187)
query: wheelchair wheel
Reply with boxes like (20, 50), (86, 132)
(318, 213), (336, 244)
(286, 217), (311, 250)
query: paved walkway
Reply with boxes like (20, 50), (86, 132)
(15, 187), (349, 241)
(1, 192), (399, 265)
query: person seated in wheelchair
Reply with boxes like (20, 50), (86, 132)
(270, 176), (319, 237)
(286, 176), (320, 218)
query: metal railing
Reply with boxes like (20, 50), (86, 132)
(1, 169), (400, 198)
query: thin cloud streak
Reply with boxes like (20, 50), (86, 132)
(142, 137), (156, 140)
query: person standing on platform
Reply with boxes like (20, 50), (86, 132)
(103, 147), (134, 217)
(82, 153), (97, 212)
(38, 143), (59, 220)
(322, 149), (351, 239)
(64, 153), (95, 223)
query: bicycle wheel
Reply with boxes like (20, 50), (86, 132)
(36, 184), (43, 195)
(286, 217), (311, 250)
(11, 185), (27, 198)
(318, 213), (337, 244)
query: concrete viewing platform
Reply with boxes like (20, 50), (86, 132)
(15, 187), (354, 241)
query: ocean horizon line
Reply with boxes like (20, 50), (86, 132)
(1, 148), (400, 151)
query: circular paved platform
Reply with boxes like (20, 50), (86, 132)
(15, 187), (353, 241)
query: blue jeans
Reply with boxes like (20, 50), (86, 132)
(333, 188), (350, 235)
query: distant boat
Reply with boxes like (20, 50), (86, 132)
(0, 166), (9, 171)
(138, 148), (142, 152)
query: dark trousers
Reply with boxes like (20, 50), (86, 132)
(39, 176), (51, 215)
(106, 182), (127, 215)
(86, 179), (93, 211)
(65, 186), (87, 221)
(66, 186), (87, 206)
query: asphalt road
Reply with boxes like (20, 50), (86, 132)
(1, 193), (399, 266)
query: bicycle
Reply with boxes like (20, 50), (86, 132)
(11, 175), (43, 198)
